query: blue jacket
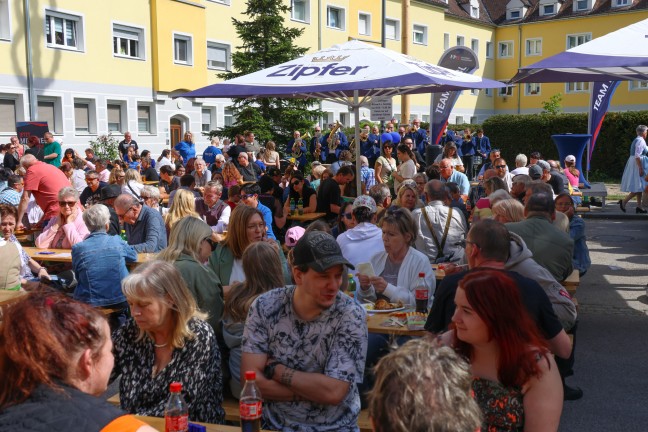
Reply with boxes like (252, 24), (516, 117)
(472, 134), (491, 157)
(125, 205), (168, 252)
(174, 140), (196, 164)
(72, 231), (137, 307)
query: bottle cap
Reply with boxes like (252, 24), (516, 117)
(244, 371), (256, 381)
(418, 272), (425, 277)
(169, 382), (182, 392)
(348, 273), (354, 277)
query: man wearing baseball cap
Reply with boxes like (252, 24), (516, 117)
(241, 231), (368, 431)
(337, 195), (383, 274)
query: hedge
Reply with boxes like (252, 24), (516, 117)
(481, 111), (648, 180)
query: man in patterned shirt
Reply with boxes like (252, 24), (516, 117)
(241, 231), (368, 432)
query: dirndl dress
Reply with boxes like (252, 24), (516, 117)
(620, 137), (648, 193)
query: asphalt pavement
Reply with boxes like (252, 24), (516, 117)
(559, 202), (648, 431)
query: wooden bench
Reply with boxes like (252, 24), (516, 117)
(562, 269), (579, 296)
(576, 206), (590, 213)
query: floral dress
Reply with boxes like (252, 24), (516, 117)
(472, 377), (524, 432)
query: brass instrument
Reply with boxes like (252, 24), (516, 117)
(359, 130), (369, 141)
(314, 141), (322, 161)
(292, 137), (303, 159)
(327, 120), (342, 151)
(349, 137), (356, 161)
(302, 131), (311, 141)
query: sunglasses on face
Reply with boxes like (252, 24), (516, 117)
(495, 165), (506, 169)
(59, 201), (77, 207)
(203, 237), (217, 251)
(291, 181), (300, 187)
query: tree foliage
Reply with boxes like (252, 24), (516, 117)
(211, 0), (322, 152)
(541, 93), (563, 115)
(88, 133), (119, 161)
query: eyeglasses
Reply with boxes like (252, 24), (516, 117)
(203, 237), (217, 251)
(215, 160), (223, 164)
(117, 175), (126, 179)
(240, 194), (253, 200)
(58, 201), (77, 207)
(116, 206), (137, 218)
(456, 239), (479, 249)
(291, 181), (300, 187)
(343, 212), (353, 220)
(140, 195), (151, 200)
(495, 165), (507, 169)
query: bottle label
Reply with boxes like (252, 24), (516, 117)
(415, 288), (428, 300)
(240, 401), (263, 420)
(165, 415), (188, 432)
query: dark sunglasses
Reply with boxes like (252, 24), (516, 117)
(203, 237), (217, 251)
(291, 181), (300, 187)
(495, 165), (507, 169)
(59, 201), (77, 207)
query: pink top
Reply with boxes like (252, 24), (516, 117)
(35, 210), (90, 249)
(564, 168), (579, 187)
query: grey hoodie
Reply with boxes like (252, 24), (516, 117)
(506, 232), (577, 331)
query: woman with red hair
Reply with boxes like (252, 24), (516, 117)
(443, 269), (563, 432)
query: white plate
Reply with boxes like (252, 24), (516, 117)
(362, 304), (405, 313)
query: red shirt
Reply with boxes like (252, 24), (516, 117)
(24, 161), (71, 220)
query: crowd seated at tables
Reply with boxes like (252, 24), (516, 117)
(0, 125), (597, 431)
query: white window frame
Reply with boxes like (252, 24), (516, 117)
(526, 38), (542, 56)
(422, 114), (430, 123)
(326, 5), (346, 31)
(291, 0), (310, 23)
(37, 96), (63, 134)
(207, 41), (231, 71)
(137, 102), (156, 134)
(471, 38), (479, 55)
(224, 107), (234, 127)
(0, 0), (11, 41)
(44, 9), (85, 52)
(541, 3), (556, 16)
(413, 24), (427, 46)
(612, 0), (630, 7)
(629, 81), (648, 91)
(106, 101), (127, 134)
(498, 86), (514, 97)
(357, 12), (371, 36)
(507, 8), (522, 20)
(73, 98), (97, 135)
(443, 33), (450, 50)
(0, 97), (17, 133)
(484, 88), (492, 97)
(385, 18), (400, 41)
(470, 5), (479, 18)
(470, 88), (479, 96)
(173, 32), (193, 66)
(455, 116), (464, 125)
(201, 107), (215, 133)
(112, 23), (145, 60)
(498, 41), (514, 58)
(566, 82), (590, 93)
(457, 35), (465, 46)
(567, 32), (591, 49)
(524, 83), (541, 96)
(486, 41), (493, 59)
(573, 0), (591, 10)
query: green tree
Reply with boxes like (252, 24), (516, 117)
(212, 0), (322, 156)
(541, 93), (563, 115)
(88, 133), (119, 161)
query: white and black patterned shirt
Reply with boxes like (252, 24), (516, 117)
(242, 286), (368, 432)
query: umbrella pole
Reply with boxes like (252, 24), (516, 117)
(586, 86), (593, 182)
(353, 90), (362, 196)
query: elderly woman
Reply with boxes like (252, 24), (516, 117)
(0, 292), (157, 431)
(111, 260), (225, 424)
(71, 204), (137, 329)
(36, 187), (89, 249)
(0, 204), (50, 285)
(140, 184), (168, 216)
(59, 160), (86, 194)
(122, 168), (144, 198)
(158, 217), (224, 331)
(491, 198), (525, 224)
(393, 180), (424, 212)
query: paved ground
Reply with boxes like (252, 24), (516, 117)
(559, 208), (648, 431)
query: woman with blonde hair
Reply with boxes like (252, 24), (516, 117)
(393, 180), (424, 212)
(164, 188), (200, 235)
(310, 163), (326, 191)
(109, 167), (125, 185)
(222, 161), (242, 188)
(262, 141), (280, 169)
(222, 241), (284, 397)
(111, 260), (225, 424)
(122, 168), (144, 198)
(158, 217), (223, 331)
(491, 198), (525, 223)
(435, 142), (465, 172)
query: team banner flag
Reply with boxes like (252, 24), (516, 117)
(430, 47), (479, 145)
(16, 122), (49, 145)
(587, 80), (619, 170)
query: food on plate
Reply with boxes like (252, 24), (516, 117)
(374, 299), (404, 311)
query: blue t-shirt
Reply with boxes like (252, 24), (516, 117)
(174, 141), (196, 164)
(256, 202), (276, 240)
(202, 146), (222, 165)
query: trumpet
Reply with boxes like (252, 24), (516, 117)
(327, 120), (342, 151)
(302, 131), (311, 141)
(349, 137), (356, 161)
(292, 138), (303, 159)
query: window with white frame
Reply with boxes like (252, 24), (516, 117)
(455, 116), (464, 125)
(107, 103), (123, 133)
(0, 99), (16, 132)
(498, 86), (513, 96)
(486, 41), (493, 58)
(471, 5), (479, 18)
(45, 10), (83, 51)
(0, 0), (10, 40)
(358, 13), (371, 36)
(470, 89), (479, 95)
(457, 35), (465, 46)
(567, 33), (591, 49)
(173, 34), (193, 65)
(526, 38), (542, 56)
(507, 9), (522, 20)
(74, 102), (90, 133)
(207, 42), (230, 70)
(413, 25), (427, 45)
(574, 0), (591, 10)
(385, 19), (400, 41)
(630, 81), (648, 90)
(137, 104), (152, 133)
(470, 116), (478, 124)
(327, 6), (345, 30)
(422, 115), (430, 123)
(38, 99), (61, 133)
(525, 83), (541, 95)
(113, 24), (144, 59)
(471, 38), (479, 54)
(291, 0), (309, 22)
(612, 0), (630, 7)
(541, 4), (556, 15)
(498, 41), (513, 58)
(484, 88), (492, 97)
(443, 33), (450, 50)
(224, 107), (233, 127)
(566, 82), (590, 93)
(201, 108), (213, 132)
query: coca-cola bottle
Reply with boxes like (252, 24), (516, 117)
(240, 371), (263, 432)
(165, 382), (189, 432)
(415, 272), (429, 314)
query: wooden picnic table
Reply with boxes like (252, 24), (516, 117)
(142, 180), (159, 185)
(366, 313), (427, 337)
(286, 212), (326, 222)
(24, 247), (157, 266)
(134, 415), (272, 432)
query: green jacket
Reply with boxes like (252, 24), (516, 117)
(208, 242), (292, 286)
(174, 254), (224, 332)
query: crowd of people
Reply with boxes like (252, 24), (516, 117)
(0, 120), (600, 431)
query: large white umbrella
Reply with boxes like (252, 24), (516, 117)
(182, 40), (506, 194)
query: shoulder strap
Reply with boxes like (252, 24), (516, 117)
(126, 181), (141, 200)
(422, 206), (454, 260)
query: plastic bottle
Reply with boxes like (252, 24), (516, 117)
(347, 273), (356, 297)
(414, 272), (429, 314)
(240, 371), (262, 432)
(165, 382), (189, 432)
(120, 229), (128, 242)
(289, 198), (296, 215)
(297, 198), (304, 215)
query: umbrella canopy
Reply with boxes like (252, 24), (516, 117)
(510, 18), (648, 84)
(180, 40), (505, 102)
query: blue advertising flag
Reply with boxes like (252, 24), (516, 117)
(588, 81), (619, 169)
(429, 47), (479, 145)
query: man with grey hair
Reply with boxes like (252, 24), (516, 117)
(368, 184), (391, 220)
(511, 174), (531, 202)
(413, 180), (467, 264)
(506, 193), (574, 281)
(237, 152), (261, 181)
(537, 159), (564, 195)
(196, 180), (230, 231)
(140, 185), (167, 216)
(510, 153), (529, 176)
(192, 158), (212, 191)
(114, 194), (166, 253)
(73, 203), (137, 329)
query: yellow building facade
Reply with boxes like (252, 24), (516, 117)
(0, 0), (646, 154)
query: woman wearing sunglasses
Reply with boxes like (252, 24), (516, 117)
(283, 171), (317, 215)
(331, 201), (356, 238)
(36, 186), (89, 249)
(158, 216), (224, 332)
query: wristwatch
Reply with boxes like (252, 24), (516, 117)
(263, 361), (280, 380)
